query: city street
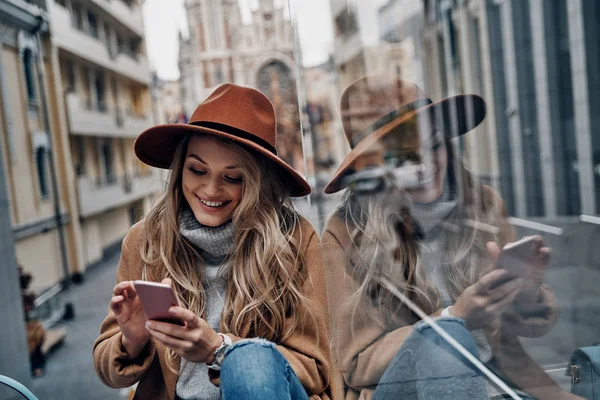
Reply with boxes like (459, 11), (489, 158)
(27, 252), (126, 400)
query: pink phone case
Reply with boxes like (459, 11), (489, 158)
(133, 281), (184, 326)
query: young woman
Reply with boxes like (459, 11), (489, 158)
(93, 84), (331, 400)
(321, 73), (571, 400)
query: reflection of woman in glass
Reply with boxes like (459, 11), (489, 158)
(93, 84), (331, 400)
(322, 73), (569, 400)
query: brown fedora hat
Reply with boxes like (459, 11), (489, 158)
(324, 73), (487, 194)
(135, 83), (311, 197)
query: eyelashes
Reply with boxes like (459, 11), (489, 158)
(187, 167), (243, 184)
(188, 167), (206, 176)
(224, 176), (243, 184)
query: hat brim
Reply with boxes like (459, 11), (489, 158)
(324, 94), (487, 194)
(134, 124), (311, 197)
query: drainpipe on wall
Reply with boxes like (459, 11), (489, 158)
(31, 16), (73, 304)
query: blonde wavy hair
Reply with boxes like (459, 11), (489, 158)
(140, 134), (311, 371)
(335, 152), (506, 328)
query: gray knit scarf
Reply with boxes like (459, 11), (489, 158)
(176, 207), (234, 400)
(408, 176), (458, 236)
(179, 207), (234, 259)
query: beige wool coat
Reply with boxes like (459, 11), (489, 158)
(321, 186), (567, 400)
(93, 216), (332, 400)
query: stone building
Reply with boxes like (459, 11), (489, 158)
(179, 0), (304, 172)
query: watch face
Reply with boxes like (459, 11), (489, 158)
(215, 347), (227, 365)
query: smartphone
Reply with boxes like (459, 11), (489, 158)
(496, 236), (539, 277)
(133, 280), (185, 326)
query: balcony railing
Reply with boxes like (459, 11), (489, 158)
(66, 93), (153, 139)
(49, 1), (150, 85)
(89, 0), (145, 37)
(77, 172), (161, 218)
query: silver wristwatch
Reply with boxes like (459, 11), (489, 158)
(207, 333), (232, 371)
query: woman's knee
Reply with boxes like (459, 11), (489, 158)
(413, 317), (479, 357)
(220, 340), (287, 390)
(375, 318), (486, 399)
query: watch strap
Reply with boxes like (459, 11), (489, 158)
(207, 333), (232, 371)
(441, 306), (454, 318)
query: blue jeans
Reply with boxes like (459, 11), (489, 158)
(373, 318), (489, 400)
(220, 339), (309, 400)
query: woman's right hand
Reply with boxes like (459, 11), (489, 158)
(451, 269), (523, 330)
(110, 281), (150, 358)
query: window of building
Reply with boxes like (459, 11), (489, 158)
(101, 21), (109, 43)
(130, 85), (144, 118)
(35, 147), (49, 198)
(65, 60), (76, 93)
(128, 39), (139, 58)
(81, 65), (92, 108)
(94, 70), (106, 112)
(88, 11), (98, 38)
(100, 139), (115, 184)
(73, 136), (85, 176)
(116, 35), (124, 53)
(437, 33), (448, 97)
(22, 49), (37, 103)
(71, 4), (84, 30)
(214, 63), (224, 84)
(334, 8), (359, 40)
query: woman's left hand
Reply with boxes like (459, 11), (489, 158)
(145, 306), (222, 364)
(487, 237), (550, 304)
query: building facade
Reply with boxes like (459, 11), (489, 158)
(46, 0), (159, 278)
(422, 0), (600, 218)
(179, 0), (304, 172)
(329, 0), (415, 92)
(0, 0), (51, 385)
(0, 0), (77, 295)
(152, 75), (184, 125)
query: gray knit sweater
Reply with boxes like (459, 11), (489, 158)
(175, 209), (233, 400)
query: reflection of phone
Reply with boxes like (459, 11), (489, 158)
(133, 281), (184, 326)
(490, 236), (538, 290)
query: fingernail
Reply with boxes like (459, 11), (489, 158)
(169, 307), (176, 314)
(145, 321), (151, 329)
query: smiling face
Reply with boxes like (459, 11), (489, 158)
(181, 135), (246, 227)
(351, 117), (448, 203)
(384, 126), (448, 204)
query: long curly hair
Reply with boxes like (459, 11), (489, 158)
(334, 136), (506, 328)
(140, 134), (311, 371)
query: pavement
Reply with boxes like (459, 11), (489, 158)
(27, 252), (127, 400)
